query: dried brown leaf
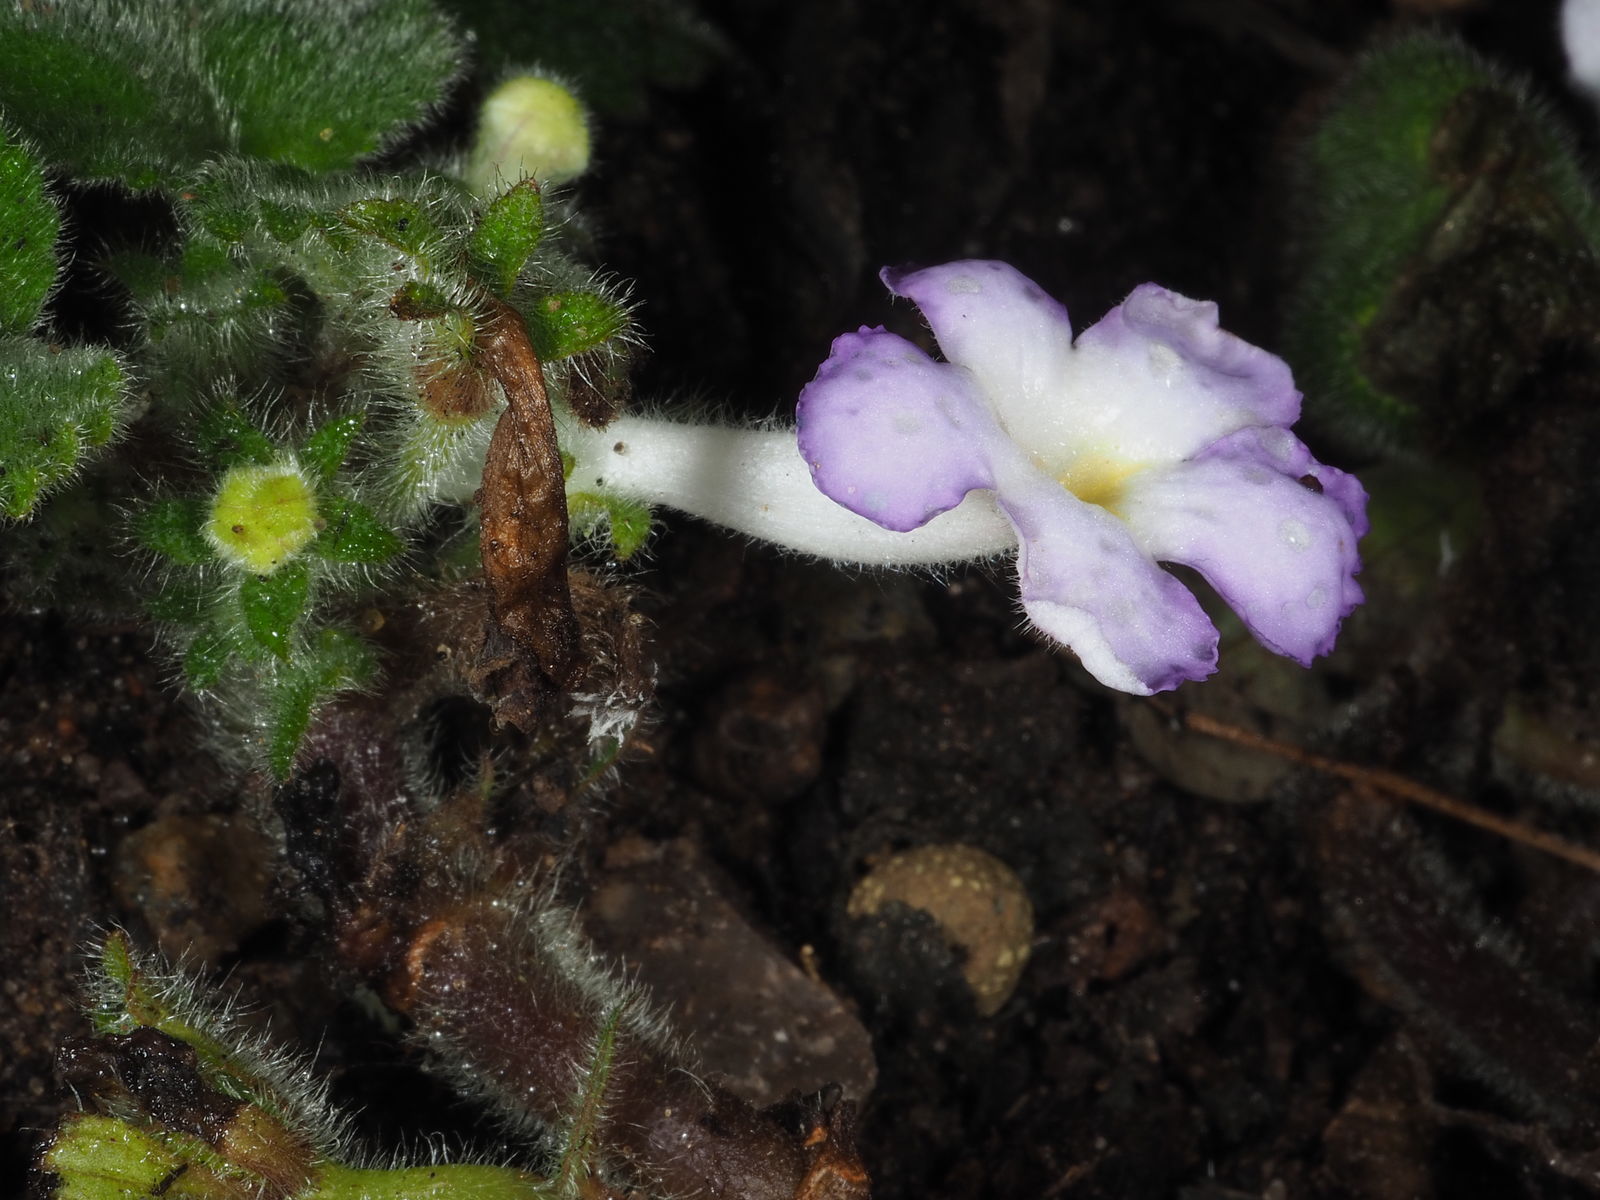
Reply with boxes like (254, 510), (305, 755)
(475, 296), (583, 724)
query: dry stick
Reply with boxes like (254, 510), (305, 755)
(1163, 707), (1600, 876)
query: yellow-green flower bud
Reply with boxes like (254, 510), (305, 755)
(206, 462), (319, 575)
(467, 75), (591, 192)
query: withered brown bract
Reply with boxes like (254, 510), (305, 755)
(475, 295), (583, 725)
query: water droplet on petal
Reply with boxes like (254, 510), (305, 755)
(1258, 427), (1296, 464)
(1279, 518), (1311, 550)
(1146, 342), (1182, 383)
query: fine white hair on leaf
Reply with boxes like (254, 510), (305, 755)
(407, 874), (695, 1162)
(81, 929), (358, 1160)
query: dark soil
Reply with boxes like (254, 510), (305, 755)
(9, 1), (1600, 1198)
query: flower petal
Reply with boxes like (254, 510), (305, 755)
(987, 449), (1219, 694)
(1118, 428), (1367, 665)
(881, 260), (1078, 439)
(796, 326), (1000, 531)
(1034, 283), (1302, 471)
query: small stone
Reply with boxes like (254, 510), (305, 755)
(581, 838), (876, 1106)
(847, 844), (1034, 1017)
(112, 813), (273, 967)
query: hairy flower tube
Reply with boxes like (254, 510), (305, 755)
(561, 261), (1365, 694)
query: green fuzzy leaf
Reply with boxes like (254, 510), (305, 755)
(239, 560), (310, 659)
(264, 676), (321, 781)
(193, 194), (255, 246)
(1287, 38), (1483, 449)
(93, 933), (136, 1032)
(258, 198), (316, 244)
(113, 226), (301, 390)
(568, 492), (651, 559)
(301, 412), (366, 484)
(243, 271), (291, 311)
(1286, 34), (1600, 455)
(184, 627), (237, 691)
(180, 161), (476, 297)
(144, 580), (210, 626)
(389, 279), (457, 321)
(311, 626), (375, 686)
(339, 197), (442, 259)
(0, 0), (461, 189)
(265, 626), (374, 779)
(137, 498), (212, 565)
(137, 244), (296, 386)
(311, 496), (403, 563)
(523, 289), (628, 360)
(195, 0), (463, 172)
(0, 336), (128, 518)
(196, 405), (277, 469)
(184, 160), (317, 244)
(103, 249), (172, 301)
(42, 1114), (189, 1200)
(470, 179), (545, 295)
(0, 124), (60, 333)
(87, 934), (293, 1112)
(182, 237), (235, 279)
(0, 5), (227, 188)
(606, 499), (651, 559)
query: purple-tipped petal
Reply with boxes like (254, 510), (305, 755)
(882, 260), (1077, 439)
(797, 326), (999, 532)
(1196, 425), (1370, 539)
(1044, 284), (1302, 469)
(1118, 429), (1367, 665)
(1118, 285), (1300, 421)
(1207, 427), (1368, 627)
(988, 450), (1219, 694)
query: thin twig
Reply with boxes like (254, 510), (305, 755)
(1161, 706), (1600, 876)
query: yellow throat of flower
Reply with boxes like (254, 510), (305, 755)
(1055, 452), (1143, 515)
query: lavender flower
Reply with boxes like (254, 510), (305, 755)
(796, 261), (1366, 694)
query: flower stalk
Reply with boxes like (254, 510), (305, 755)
(560, 413), (1015, 565)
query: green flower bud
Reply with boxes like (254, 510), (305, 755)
(467, 74), (591, 191)
(206, 462), (320, 575)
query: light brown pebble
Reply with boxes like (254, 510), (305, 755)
(848, 844), (1033, 1016)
